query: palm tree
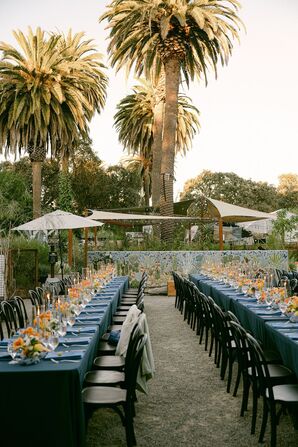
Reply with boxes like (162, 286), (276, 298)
(101, 0), (243, 240)
(0, 27), (107, 217)
(115, 77), (200, 208)
(123, 152), (152, 207)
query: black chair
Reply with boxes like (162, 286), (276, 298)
(230, 321), (296, 438)
(94, 319), (141, 371)
(29, 289), (42, 306)
(85, 323), (143, 387)
(0, 311), (5, 340)
(82, 332), (147, 447)
(11, 296), (29, 328)
(35, 286), (44, 303)
(123, 272), (148, 297)
(245, 331), (298, 447)
(0, 301), (19, 336)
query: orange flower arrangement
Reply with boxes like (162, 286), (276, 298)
(12, 330), (49, 363)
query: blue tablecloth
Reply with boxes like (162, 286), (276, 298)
(189, 274), (298, 379)
(0, 276), (128, 447)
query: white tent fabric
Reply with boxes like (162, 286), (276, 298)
(89, 209), (200, 222)
(12, 210), (104, 232)
(205, 197), (273, 222)
(239, 210), (298, 242)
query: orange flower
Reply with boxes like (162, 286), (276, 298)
(21, 327), (39, 337)
(13, 337), (25, 350)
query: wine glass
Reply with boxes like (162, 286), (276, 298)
(7, 339), (17, 360)
(279, 301), (288, 315)
(47, 333), (59, 351)
(58, 319), (67, 337)
(67, 314), (76, 327)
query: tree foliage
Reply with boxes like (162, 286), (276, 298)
(181, 170), (279, 212)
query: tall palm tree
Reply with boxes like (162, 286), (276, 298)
(101, 0), (243, 240)
(123, 152), (152, 207)
(115, 77), (200, 207)
(0, 27), (107, 217)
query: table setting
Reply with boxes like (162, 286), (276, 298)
(189, 259), (298, 378)
(0, 271), (129, 447)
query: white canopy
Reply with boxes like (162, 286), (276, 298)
(88, 209), (201, 223)
(12, 210), (104, 232)
(205, 197), (273, 222)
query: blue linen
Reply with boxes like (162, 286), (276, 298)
(0, 276), (129, 447)
(46, 350), (85, 360)
(189, 273), (298, 378)
(59, 336), (91, 345)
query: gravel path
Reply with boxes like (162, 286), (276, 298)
(86, 295), (298, 447)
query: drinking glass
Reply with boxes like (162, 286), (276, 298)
(7, 336), (17, 360)
(67, 314), (76, 327)
(48, 333), (59, 351)
(58, 319), (67, 337)
(279, 301), (288, 315)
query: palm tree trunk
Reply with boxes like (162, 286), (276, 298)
(32, 161), (42, 218)
(151, 99), (164, 210)
(143, 170), (150, 207)
(160, 58), (180, 242)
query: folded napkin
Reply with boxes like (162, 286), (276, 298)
(262, 315), (287, 321)
(46, 350), (84, 360)
(247, 304), (270, 309)
(87, 303), (109, 308)
(237, 298), (257, 303)
(268, 322), (298, 329)
(94, 293), (114, 297)
(67, 326), (96, 333)
(80, 308), (105, 314)
(76, 315), (101, 321)
(0, 351), (10, 359)
(59, 336), (91, 345)
(253, 309), (281, 316)
(0, 339), (8, 347)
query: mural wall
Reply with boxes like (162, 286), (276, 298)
(88, 250), (288, 287)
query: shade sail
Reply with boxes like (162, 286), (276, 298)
(205, 197), (273, 223)
(88, 209), (202, 223)
(12, 210), (104, 232)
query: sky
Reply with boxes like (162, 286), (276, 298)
(1, 0), (298, 200)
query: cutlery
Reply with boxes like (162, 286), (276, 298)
(50, 358), (80, 364)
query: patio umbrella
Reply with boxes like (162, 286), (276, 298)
(12, 210), (103, 278)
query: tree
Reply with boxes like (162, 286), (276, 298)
(0, 164), (32, 229)
(181, 170), (279, 212)
(0, 27), (107, 218)
(123, 153), (152, 207)
(277, 173), (298, 210)
(101, 0), (242, 240)
(70, 140), (142, 212)
(115, 78), (200, 207)
(272, 209), (298, 247)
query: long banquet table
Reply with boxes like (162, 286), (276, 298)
(189, 274), (298, 379)
(0, 276), (128, 447)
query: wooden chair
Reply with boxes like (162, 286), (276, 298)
(83, 332), (147, 447)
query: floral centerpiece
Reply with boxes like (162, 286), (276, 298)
(285, 296), (298, 321)
(11, 327), (49, 365)
(34, 311), (60, 333)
